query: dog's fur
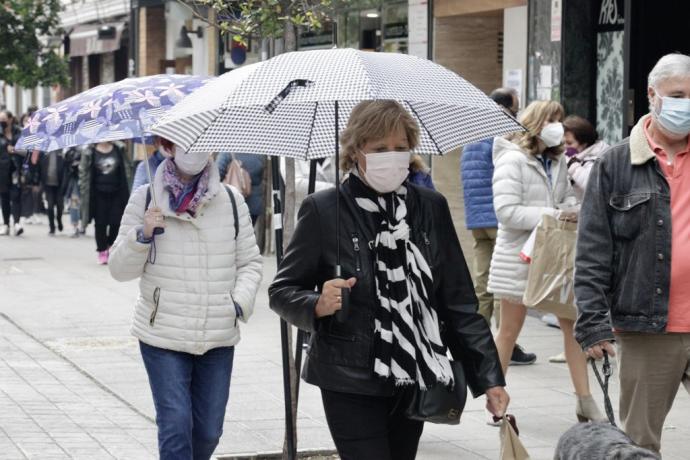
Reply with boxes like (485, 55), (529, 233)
(554, 422), (661, 460)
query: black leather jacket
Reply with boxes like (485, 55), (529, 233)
(269, 179), (505, 397)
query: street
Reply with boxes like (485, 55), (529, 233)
(1, 221), (689, 460)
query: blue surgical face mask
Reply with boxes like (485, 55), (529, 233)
(653, 89), (690, 136)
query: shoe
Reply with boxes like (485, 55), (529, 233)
(549, 351), (567, 363)
(0, 225), (8, 236)
(70, 229), (79, 238)
(14, 224), (24, 236)
(576, 395), (607, 422)
(48, 230), (56, 237)
(510, 344), (537, 366)
(57, 221), (63, 232)
(542, 313), (561, 328)
(97, 251), (109, 265)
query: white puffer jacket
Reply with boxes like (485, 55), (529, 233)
(109, 159), (263, 355)
(487, 137), (577, 300)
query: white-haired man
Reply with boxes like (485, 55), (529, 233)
(575, 53), (690, 452)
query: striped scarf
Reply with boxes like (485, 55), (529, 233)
(351, 175), (454, 390)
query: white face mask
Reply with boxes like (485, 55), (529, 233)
(360, 151), (411, 194)
(539, 122), (564, 148)
(173, 145), (210, 175)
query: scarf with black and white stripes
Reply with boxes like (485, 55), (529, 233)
(350, 175), (454, 390)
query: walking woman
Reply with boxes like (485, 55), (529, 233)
(0, 110), (23, 236)
(270, 100), (508, 460)
(79, 142), (132, 264)
(63, 147), (82, 237)
(109, 144), (262, 459)
(488, 100), (605, 422)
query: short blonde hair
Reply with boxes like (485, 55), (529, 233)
(340, 100), (420, 171)
(508, 100), (565, 156)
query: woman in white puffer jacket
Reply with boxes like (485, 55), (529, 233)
(488, 101), (605, 424)
(109, 140), (262, 460)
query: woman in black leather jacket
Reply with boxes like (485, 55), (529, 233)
(269, 100), (509, 460)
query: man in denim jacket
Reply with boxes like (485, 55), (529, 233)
(575, 53), (690, 453)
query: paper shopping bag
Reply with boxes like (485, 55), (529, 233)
(500, 415), (530, 460)
(522, 214), (578, 320)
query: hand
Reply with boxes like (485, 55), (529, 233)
(315, 277), (357, 318)
(7, 145), (15, 154)
(143, 206), (165, 239)
(485, 386), (510, 418)
(586, 340), (616, 360)
(558, 211), (578, 223)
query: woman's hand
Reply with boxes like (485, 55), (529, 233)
(315, 278), (357, 318)
(558, 211), (578, 223)
(143, 206), (165, 239)
(485, 386), (510, 418)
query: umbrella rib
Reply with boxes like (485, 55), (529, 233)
(303, 101), (319, 160)
(404, 101), (442, 155)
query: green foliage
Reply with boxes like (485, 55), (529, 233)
(185, 0), (354, 45)
(0, 0), (70, 87)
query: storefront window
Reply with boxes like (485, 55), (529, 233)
(383, 2), (408, 53)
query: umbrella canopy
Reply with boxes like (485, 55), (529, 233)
(151, 48), (522, 158)
(16, 74), (213, 152)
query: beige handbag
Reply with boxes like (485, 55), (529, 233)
(522, 214), (578, 321)
(223, 153), (251, 197)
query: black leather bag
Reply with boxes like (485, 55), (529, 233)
(405, 360), (468, 425)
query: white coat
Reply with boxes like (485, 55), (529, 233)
(109, 159), (263, 355)
(487, 137), (577, 301)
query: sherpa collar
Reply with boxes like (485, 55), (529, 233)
(629, 114), (656, 166)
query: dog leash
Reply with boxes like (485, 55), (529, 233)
(589, 350), (617, 426)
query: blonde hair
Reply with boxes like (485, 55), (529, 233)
(409, 154), (430, 174)
(340, 100), (420, 171)
(508, 100), (565, 156)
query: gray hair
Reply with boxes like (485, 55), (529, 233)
(648, 53), (690, 88)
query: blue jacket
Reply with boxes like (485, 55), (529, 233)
(132, 150), (165, 191)
(408, 169), (435, 190)
(461, 138), (498, 229)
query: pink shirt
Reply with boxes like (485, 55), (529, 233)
(644, 118), (690, 332)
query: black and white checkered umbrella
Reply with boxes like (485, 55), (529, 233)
(151, 48), (522, 158)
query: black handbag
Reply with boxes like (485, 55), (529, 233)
(405, 360), (468, 425)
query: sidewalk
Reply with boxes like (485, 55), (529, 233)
(1, 222), (689, 459)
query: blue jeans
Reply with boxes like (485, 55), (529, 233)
(139, 342), (235, 460)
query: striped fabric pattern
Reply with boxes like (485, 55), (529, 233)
(352, 177), (453, 390)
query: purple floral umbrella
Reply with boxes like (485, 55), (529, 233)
(16, 74), (213, 152)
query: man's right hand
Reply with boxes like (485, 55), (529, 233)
(315, 278), (357, 318)
(586, 340), (616, 360)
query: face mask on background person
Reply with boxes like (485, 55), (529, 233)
(565, 147), (579, 157)
(173, 145), (209, 176)
(652, 89), (690, 136)
(539, 122), (564, 148)
(360, 151), (411, 194)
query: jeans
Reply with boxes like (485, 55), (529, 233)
(320, 389), (424, 460)
(139, 342), (235, 460)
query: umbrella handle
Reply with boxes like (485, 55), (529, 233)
(335, 287), (351, 323)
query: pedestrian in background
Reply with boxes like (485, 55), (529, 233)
(576, 53), (690, 453)
(80, 141), (132, 264)
(20, 149), (43, 225)
(40, 149), (66, 235)
(461, 88), (536, 366)
(63, 147), (82, 237)
(407, 154), (435, 190)
(109, 142), (262, 460)
(489, 100), (605, 423)
(270, 100), (508, 459)
(0, 110), (24, 236)
(563, 115), (610, 201)
(131, 137), (171, 191)
(217, 152), (266, 225)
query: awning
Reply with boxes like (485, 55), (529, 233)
(69, 22), (126, 57)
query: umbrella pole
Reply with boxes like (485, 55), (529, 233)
(294, 160), (318, 400)
(271, 156), (296, 460)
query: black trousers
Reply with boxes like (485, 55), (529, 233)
(1, 187), (22, 225)
(93, 190), (123, 252)
(0, 191), (9, 226)
(44, 186), (63, 232)
(320, 389), (424, 460)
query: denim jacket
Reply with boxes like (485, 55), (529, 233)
(575, 114), (672, 350)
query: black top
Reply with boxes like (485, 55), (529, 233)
(93, 149), (121, 193)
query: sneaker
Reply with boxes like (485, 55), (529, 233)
(97, 251), (109, 265)
(510, 344), (537, 366)
(14, 224), (24, 236)
(70, 229), (79, 238)
(541, 313), (561, 329)
(0, 225), (8, 236)
(549, 351), (567, 363)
